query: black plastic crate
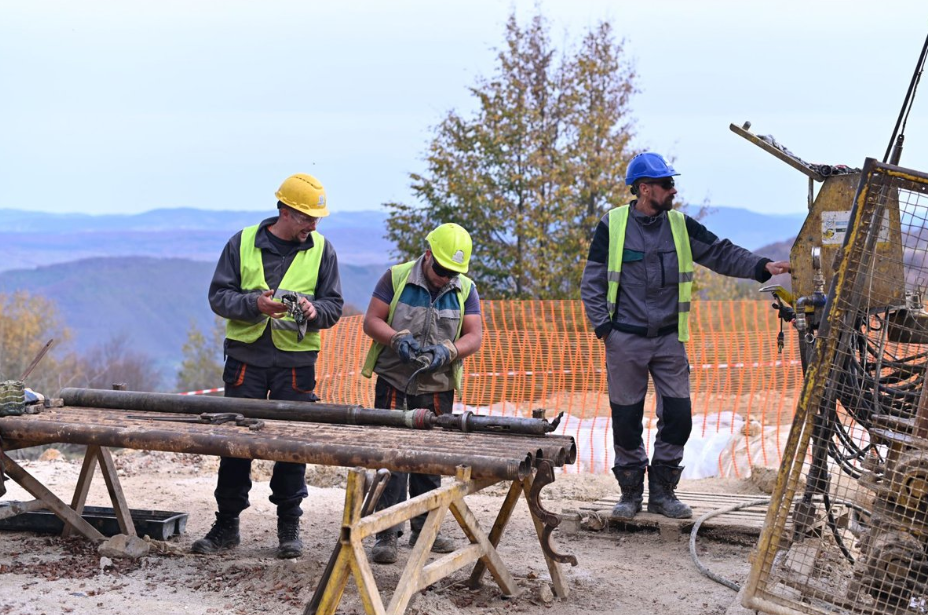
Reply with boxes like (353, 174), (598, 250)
(0, 504), (188, 540)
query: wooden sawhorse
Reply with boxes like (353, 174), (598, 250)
(309, 463), (576, 615)
(0, 444), (136, 541)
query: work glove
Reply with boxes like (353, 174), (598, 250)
(390, 329), (421, 364)
(421, 340), (458, 373)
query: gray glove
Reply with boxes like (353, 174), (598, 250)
(390, 329), (422, 364)
(420, 340), (458, 372)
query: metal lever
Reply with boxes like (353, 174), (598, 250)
(126, 412), (265, 431)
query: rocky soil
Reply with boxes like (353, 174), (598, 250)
(0, 450), (764, 615)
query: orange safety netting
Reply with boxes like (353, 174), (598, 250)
(316, 300), (803, 478)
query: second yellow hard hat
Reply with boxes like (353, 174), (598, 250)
(426, 223), (472, 274)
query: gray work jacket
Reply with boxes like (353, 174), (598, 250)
(581, 203), (773, 338)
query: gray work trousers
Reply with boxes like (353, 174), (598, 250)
(604, 329), (691, 467)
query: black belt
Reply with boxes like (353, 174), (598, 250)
(612, 322), (678, 338)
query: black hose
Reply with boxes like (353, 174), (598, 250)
(401, 358), (432, 410)
(690, 496), (873, 592)
(883, 31), (928, 164)
(689, 498), (770, 592)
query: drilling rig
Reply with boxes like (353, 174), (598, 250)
(736, 34), (928, 615)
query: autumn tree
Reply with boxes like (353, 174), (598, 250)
(74, 333), (163, 392)
(0, 291), (81, 396)
(384, 12), (638, 299)
(176, 316), (224, 393)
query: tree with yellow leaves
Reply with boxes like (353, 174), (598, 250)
(0, 291), (75, 395)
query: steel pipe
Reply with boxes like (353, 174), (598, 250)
(60, 387), (433, 429)
(0, 413), (534, 480)
(59, 388), (562, 436)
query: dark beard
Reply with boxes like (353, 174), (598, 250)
(650, 195), (674, 213)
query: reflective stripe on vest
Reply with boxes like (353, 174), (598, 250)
(225, 224), (325, 351)
(361, 260), (473, 391)
(605, 205), (694, 342)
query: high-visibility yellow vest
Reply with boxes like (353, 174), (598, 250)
(225, 225), (325, 351)
(606, 205), (694, 342)
(361, 260), (473, 391)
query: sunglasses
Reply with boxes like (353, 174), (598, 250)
(431, 258), (459, 279)
(642, 178), (675, 190)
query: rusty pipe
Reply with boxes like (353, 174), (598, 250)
(0, 414), (534, 480)
(432, 410), (563, 435)
(59, 388), (562, 436)
(61, 387), (432, 429)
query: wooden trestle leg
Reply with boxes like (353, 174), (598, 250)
(0, 445), (136, 541)
(308, 465), (524, 615)
(63, 445), (135, 537)
(0, 448), (104, 541)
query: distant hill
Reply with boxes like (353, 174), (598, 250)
(0, 257), (384, 382)
(0, 205), (802, 273)
(753, 237), (794, 262)
(684, 206), (805, 251)
(0, 207), (389, 233)
(0, 208), (393, 271)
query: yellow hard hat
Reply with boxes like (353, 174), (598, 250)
(275, 174), (330, 218)
(426, 223), (472, 274)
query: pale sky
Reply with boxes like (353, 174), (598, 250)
(2, 0), (927, 216)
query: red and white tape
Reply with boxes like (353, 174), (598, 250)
(178, 386), (225, 396)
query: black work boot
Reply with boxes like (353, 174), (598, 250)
(647, 464), (693, 519)
(372, 531), (398, 564)
(191, 513), (240, 554)
(610, 464), (646, 520)
(409, 530), (455, 553)
(276, 516), (303, 559)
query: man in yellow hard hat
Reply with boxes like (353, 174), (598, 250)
(194, 173), (344, 559)
(360, 222), (483, 564)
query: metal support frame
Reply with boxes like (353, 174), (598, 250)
(307, 464), (570, 615)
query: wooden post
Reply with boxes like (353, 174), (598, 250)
(467, 479), (523, 588)
(62, 446), (99, 537)
(96, 447), (135, 535)
(314, 468), (367, 615)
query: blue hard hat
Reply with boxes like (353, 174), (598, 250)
(625, 153), (680, 186)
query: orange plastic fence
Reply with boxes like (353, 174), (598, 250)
(316, 300), (803, 478)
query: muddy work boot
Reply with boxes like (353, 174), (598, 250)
(276, 516), (303, 559)
(191, 513), (240, 554)
(372, 531), (398, 564)
(647, 464), (692, 519)
(610, 464), (646, 520)
(409, 530), (455, 553)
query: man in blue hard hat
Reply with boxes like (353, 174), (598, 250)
(581, 153), (790, 520)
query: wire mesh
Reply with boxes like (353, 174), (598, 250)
(745, 159), (928, 615)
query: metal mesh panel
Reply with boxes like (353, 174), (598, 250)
(745, 159), (928, 615)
